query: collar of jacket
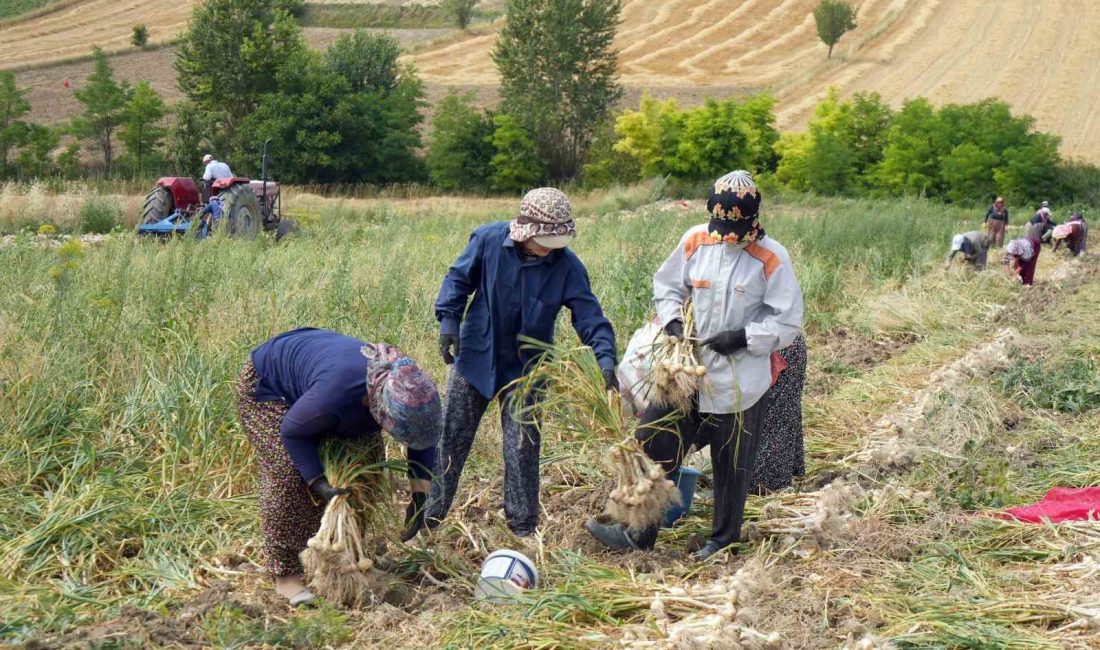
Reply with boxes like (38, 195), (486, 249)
(502, 236), (562, 266)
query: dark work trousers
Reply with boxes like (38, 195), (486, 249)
(424, 370), (542, 535)
(631, 394), (770, 550)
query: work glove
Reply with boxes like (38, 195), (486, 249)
(664, 319), (685, 340)
(702, 329), (748, 356)
(309, 476), (348, 504)
(401, 491), (427, 542)
(439, 332), (460, 365)
(602, 368), (619, 392)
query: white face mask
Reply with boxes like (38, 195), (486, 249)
(533, 234), (574, 249)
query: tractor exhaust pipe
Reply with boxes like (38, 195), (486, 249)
(261, 138), (271, 215)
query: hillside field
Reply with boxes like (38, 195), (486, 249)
(0, 186), (1097, 648)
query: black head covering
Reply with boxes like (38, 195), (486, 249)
(706, 170), (765, 243)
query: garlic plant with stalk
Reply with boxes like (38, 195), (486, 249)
(511, 339), (681, 531)
(300, 437), (396, 607)
(649, 300), (706, 414)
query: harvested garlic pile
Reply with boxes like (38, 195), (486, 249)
(607, 439), (681, 530)
(621, 565), (782, 649)
(301, 494), (377, 607)
(743, 482), (864, 548)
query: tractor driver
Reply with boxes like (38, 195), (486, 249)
(201, 154), (234, 202)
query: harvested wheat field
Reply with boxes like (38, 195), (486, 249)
(409, 0), (1100, 162)
(0, 0), (200, 69)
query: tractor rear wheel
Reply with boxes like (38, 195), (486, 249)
(141, 186), (173, 225)
(218, 184), (260, 239)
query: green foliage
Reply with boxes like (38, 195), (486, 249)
(175, 0), (307, 148)
(130, 23), (149, 48)
(165, 101), (212, 177)
(1001, 357), (1100, 414)
(580, 119), (642, 187)
(14, 124), (60, 178)
(298, 3), (448, 28)
(938, 439), (1012, 509)
(71, 48), (130, 177)
(442, 0), (478, 29)
(78, 196), (121, 234)
(239, 48), (425, 184)
(426, 92), (495, 190)
(813, 0), (857, 58)
(324, 30), (400, 92)
(494, 0), (623, 181)
(119, 81), (167, 178)
(608, 93), (779, 183)
(0, 0), (58, 20)
(488, 113), (546, 192)
(0, 70), (31, 178)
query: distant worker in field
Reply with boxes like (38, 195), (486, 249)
(944, 231), (993, 270)
(1052, 213), (1088, 257)
(424, 188), (618, 539)
(236, 328), (442, 606)
(1004, 238), (1039, 286)
(984, 197), (1009, 247)
(587, 170), (804, 562)
(1027, 203), (1057, 244)
(201, 153), (234, 202)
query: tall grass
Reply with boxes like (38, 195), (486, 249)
(0, 189), (1053, 644)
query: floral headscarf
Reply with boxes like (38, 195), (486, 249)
(361, 343), (441, 450)
(706, 170), (765, 244)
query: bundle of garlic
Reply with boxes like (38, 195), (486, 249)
(649, 300), (706, 413)
(742, 482), (864, 547)
(606, 438), (681, 531)
(300, 437), (393, 607)
(507, 340), (681, 530)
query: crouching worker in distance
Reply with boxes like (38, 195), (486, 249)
(944, 231), (992, 270)
(236, 328), (441, 606)
(588, 171), (804, 562)
(424, 188), (618, 538)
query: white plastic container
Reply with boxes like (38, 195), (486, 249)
(473, 549), (538, 603)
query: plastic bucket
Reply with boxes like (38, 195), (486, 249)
(473, 549), (538, 603)
(662, 467), (703, 528)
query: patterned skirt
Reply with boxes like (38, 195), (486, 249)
(236, 361), (325, 577)
(752, 335), (808, 492)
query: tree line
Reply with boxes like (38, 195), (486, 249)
(0, 0), (1096, 208)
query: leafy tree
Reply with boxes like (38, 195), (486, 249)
(494, 0), (623, 181)
(736, 93), (781, 172)
(872, 98), (942, 195)
(940, 142), (998, 203)
(131, 24), (149, 47)
(175, 0), (307, 148)
(613, 95), (686, 178)
(119, 81), (166, 177)
(239, 49), (425, 184)
(72, 48), (130, 177)
(993, 134), (1060, 205)
(581, 118), (641, 187)
(426, 92), (495, 190)
(0, 70), (31, 178)
(442, 0), (477, 29)
(166, 101), (214, 176)
(813, 0), (857, 59)
(14, 124), (59, 178)
(675, 98), (752, 180)
(325, 30), (400, 92)
(488, 113), (545, 192)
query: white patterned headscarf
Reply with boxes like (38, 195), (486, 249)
(1005, 238), (1035, 261)
(508, 188), (576, 248)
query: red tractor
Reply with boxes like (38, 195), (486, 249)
(138, 142), (282, 239)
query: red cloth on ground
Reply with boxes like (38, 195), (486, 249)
(996, 487), (1100, 523)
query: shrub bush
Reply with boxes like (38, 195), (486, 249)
(131, 24), (149, 48)
(78, 196), (121, 233)
(1001, 357), (1100, 414)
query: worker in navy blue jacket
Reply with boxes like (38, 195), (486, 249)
(237, 328), (441, 606)
(423, 188), (618, 537)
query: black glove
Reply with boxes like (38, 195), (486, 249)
(309, 476), (348, 504)
(401, 492), (427, 542)
(702, 329), (748, 356)
(439, 332), (460, 365)
(664, 319), (685, 340)
(602, 368), (619, 392)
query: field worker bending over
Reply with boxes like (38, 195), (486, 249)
(424, 188), (618, 538)
(201, 154), (234, 202)
(1052, 213), (1088, 257)
(944, 231), (993, 270)
(237, 328), (441, 606)
(984, 197), (1009, 247)
(1027, 204), (1057, 244)
(588, 171), (804, 562)
(1003, 238), (1039, 286)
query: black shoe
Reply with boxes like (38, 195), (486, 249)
(691, 541), (737, 562)
(585, 518), (644, 551)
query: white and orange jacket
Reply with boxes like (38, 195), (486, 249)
(653, 224), (804, 414)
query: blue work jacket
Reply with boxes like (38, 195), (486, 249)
(435, 222), (617, 399)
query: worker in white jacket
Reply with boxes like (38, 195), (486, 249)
(588, 170), (804, 561)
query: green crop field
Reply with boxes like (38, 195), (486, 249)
(1, 187), (1097, 648)
(0, 0), (61, 21)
